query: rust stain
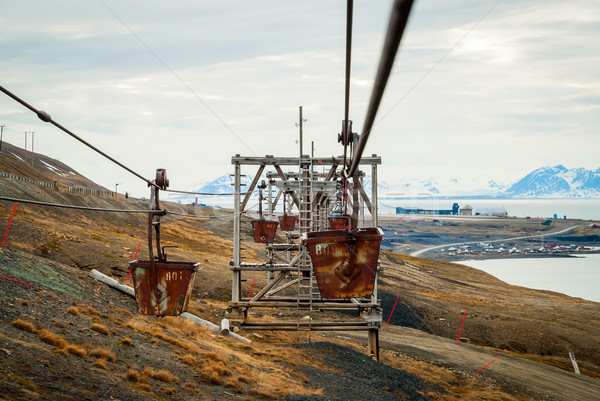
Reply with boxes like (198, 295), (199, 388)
(328, 215), (351, 230)
(251, 220), (279, 243)
(303, 227), (382, 299)
(130, 260), (200, 316)
(278, 215), (298, 231)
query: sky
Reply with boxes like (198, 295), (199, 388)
(1, 0), (599, 198)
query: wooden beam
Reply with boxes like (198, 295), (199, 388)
(240, 164), (265, 212)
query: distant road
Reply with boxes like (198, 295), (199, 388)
(410, 224), (582, 257)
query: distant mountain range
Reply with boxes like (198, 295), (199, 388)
(169, 165), (600, 202)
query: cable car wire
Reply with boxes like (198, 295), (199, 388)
(0, 195), (161, 214)
(0, 84), (156, 188)
(346, 0), (414, 178)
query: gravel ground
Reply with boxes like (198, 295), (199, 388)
(286, 342), (445, 401)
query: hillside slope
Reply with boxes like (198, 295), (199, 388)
(1, 147), (599, 400)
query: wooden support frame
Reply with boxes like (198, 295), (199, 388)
(227, 154), (383, 359)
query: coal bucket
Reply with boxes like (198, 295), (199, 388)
(302, 227), (383, 299)
(251, 220), (279, 243)
(278, 215), (298, 231)
(129, 260), (200, 316)
(328, 215), (351, 230)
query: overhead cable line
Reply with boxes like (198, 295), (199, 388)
(99, 0), (256, 156)
(166, 209), (245, 221)
(0, 85), (156, 188)
(342, 0), (354, 169)
(165, 188), (257, 196)
(0, 195), (162, 214)
(346, 0), (414, 178)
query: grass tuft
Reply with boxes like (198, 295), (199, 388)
(126, 370), (140, 382)
(11, 319), (36, 333)
(89, 348), (116, 362)
(90, 323), (110, 335)
(38, 328), (67, 348)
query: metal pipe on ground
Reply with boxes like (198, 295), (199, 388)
(89, 269), (250, 343)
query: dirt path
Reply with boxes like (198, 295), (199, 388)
(349, 326), (600, 401)
(410, 224), (582, 257)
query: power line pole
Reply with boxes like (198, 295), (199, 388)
(31, 131), (35, 167)
(0, 125), (4, 152)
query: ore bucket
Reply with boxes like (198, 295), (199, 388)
(251, 220), (279, 243)
(278, 215), (298, 231)
(328, 215), (351, 230)
(129, 260), (200, 316)
(303, 227), (383, 299)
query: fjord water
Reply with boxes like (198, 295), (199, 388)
(378, 198), (600, 220)
(459, 254), (600, 303)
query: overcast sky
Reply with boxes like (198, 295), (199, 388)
(1, 0), (598, 197)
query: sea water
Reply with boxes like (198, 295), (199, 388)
(458, 254), (600, 303)
(185, 198), (600, 221)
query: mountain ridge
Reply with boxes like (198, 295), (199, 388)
(172, 165), (600, 201)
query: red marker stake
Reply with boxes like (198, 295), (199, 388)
(248, 279), (255, 298)
(95, 284), (102, 293)
(458, 309), (467, 344)
(126, 270), (132, 283)
(0, 275), (32, 286)
(2, 202), (17, 247)
(133, 241), (141, 260)
(474, 356), (501, 377)
(386, 295), (400, 326)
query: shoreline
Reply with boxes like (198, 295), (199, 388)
(432, 250), (600, 263)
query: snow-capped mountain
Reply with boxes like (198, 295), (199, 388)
(503, 165), (600, 198)
(173, 165), (600, 204)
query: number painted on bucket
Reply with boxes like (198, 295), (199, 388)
(164, 271), (183, 281)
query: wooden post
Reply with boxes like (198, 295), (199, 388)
(569, 352), (580, 374)
(232, 162), (241, 303)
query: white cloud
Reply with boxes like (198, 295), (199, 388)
(0, 0), (598, 197)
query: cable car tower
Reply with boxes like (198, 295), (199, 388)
(226, 0), (413, 359)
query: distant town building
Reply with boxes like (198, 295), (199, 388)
(459, 205), (473, 215)
(396, 203), (459, 215)
(474, 206), (508, 217)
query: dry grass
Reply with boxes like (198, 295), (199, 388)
(120, 337), (133, 346)
(38, 329), (67, 348)
(11, 319), (36, 333)
(67, 306), (79, 316)
(126, 370), (140, 382)
(59, 344), (87, 358)
(142, 367), (180, 384)
(89, 347), (116, 362)
(179, 354), (197, 365)
(93, 359), (107, 370)
(89, 323), (110, 335)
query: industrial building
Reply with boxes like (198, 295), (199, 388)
(396, 202), (460, 215)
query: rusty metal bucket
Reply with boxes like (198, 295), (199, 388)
(328, 214), (351, 230)
(302, 227), (383, 299)
(251, 220), (279, 243)
(129, 260), (200, 316)
(278, 215), (298, 231)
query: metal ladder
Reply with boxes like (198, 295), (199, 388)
(297, 157), (314, 335)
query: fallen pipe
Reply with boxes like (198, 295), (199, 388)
(89, 269), (250, 343)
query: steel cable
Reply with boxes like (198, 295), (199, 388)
(346, 0), (414, 178)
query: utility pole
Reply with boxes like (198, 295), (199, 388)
(31, 131), (35, 167)
(24, 131), (34, 165)
(295, 106), (307, 158)
(298, 106), (303, 158)
(0, 125), (4, 152)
